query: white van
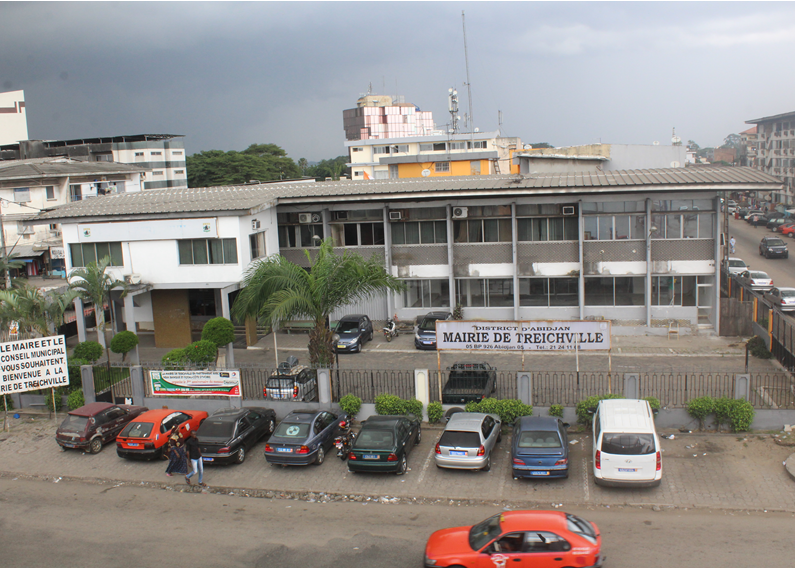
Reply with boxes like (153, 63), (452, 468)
(592, 399), (661, 487)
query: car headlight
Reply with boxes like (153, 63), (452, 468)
(424, 555), (437, 566)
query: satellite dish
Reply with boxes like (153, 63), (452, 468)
(421, 169), (431, 177)
(653, 141), (660, 146)
(523, 144), (532, 150)
(670, 161), (681, 168)
(672, 135), (682, 144)
(474, 128), (479, 133)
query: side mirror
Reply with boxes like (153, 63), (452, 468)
(562, 422), (571, 428)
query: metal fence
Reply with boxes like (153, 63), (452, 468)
(331, 368), (415, 403)
(93, 365), (132, 402)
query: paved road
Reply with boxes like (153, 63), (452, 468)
(729, 215), (795, 293)
(0, 477), (791, 568)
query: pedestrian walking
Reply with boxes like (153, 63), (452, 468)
(185, 430), (206, 487)
(165, 435), (188, 477)
(753, 216), (759, 228)
(729, 236), (736, 254)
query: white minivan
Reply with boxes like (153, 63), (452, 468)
(592, 399), (661, 487)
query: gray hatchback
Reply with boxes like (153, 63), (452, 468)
(434, 412), (502, 471)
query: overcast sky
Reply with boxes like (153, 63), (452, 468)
(3, 1), (795, 162)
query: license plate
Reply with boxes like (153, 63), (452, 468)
(277, 447), (293, 453)
(363, 454), (378, 460)
(618, 468), (637, 472)
(337, 344), (345, 349)
(127, 443), (139, 447)
(531, 471), (550, 476)
(450, 450), (466, 456)
(203, 457), (214, 462)
(62, 443), (76, 448)
(423, 341), (433, 345)
(335, 442), (343, 448)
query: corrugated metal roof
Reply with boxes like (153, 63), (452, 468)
(746, 111), (795, 124)
(0, 157), (146, 180)
(31, 166), (782, 223)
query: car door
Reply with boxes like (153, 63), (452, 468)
(477, 532), (530, 568)
(247, 410), (265, 440)
(482, 415), (498, 455)
(320, 412), (338, 448)
(362, 316), (373, 341)
(237, 415), (255, 450)
(104, 407), (128, 440)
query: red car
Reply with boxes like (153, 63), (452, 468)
(56, 402), (149, 454)
(779, 224), (795, 237)
(116, 408), (208, 460)
(424, 510), (602, 568)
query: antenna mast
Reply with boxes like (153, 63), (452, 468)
(462, 10), (474, 138)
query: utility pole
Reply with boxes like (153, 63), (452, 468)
(0, 200), (9, 289)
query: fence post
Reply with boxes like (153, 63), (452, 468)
(517, 372), (532, 406)
(317, 368), (331, 407)
(624, 373), (640, 399)
(414, 369), (430, 421)
(734, 374), (750, 400)
(81, 365), (95, 404)
(130, 366), (145, 406)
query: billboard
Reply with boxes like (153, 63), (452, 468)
(0, 335), (69, 394)
(436, 321), (611, 352)
(149, 369), (241, 397)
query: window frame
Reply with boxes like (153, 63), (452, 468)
(177, 238), (238, 265)
(69, 242), (124, 268)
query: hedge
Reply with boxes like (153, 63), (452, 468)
(339, 394), (362, 419)
(374, 394), (423, 417)
(465, 398), (533, 425)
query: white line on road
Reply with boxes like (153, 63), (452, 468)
(416, 445), (436, 485)
(582, 458), (590, 502)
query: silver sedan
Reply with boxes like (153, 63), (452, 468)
(434, 412), (501, 471)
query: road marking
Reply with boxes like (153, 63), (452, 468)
(416, 445), (436, 485)
(582, 458), (590, 502)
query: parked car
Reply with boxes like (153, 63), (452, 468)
(197, 407), (276, 464)
(441, 362), (497, 404)
(766, 217), (789, 231)
(423, 510), (602, 568)
(736, 269), (774, 290)
(777, 223), (795, 236)
(265, 356), (317, 402)
(333, 314), (374, 353)
(264, 409), (346, 466)
(347, 414), (421, 474)
(759, 236), (789, 259)
(434, 412), (501, 471)
(763, 287), (795, 312)
(722, 257), (749, 275)
(737, 207), (749, 219)
(56, 402), (149, 454)
(511, 416), (569, 479)
(116, 408), (208, 460)
(414, 311), (453, 350)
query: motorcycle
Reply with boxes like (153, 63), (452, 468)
(334, 419), (356, 460)
(383, 317), (398, 342)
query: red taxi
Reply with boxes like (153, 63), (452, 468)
(116, 408), (208, 460)
(424, 510), (602, 568)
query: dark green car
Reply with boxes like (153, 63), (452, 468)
(347, 414), (422, 475)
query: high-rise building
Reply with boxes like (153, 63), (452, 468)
(0, 90), (28, 145)
(746, 111), (795, 205)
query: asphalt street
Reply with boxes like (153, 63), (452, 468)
(728, 214), (795, 295)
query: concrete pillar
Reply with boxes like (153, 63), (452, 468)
(414, 369), (429, 420)
(511, 202), (519, 321)
(645, 198), (652, 328)
(446, 204), (456, 312)
(317, 368), (332, 406)
(384, 206), (394, 320)
(123, 294), (139, 364)
(219, 285), (235, 368)
(74, 297), (86, 343)
(81, 365), (95, 404)
(624, 373), (640, 400)
(130, 366), (145, 407)
(517, 371), (532, 406)
(578, 201), (585, 320)
(735, 374), (750, 400)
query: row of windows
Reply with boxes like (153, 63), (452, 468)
(70, 240), (241, 268)
(400, 276), (713, 308)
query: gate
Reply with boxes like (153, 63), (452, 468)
(93, 365), (133, 403)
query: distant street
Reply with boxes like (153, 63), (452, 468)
(0, 478), (791, 568)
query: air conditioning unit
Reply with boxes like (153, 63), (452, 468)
(389, 211), (402, 221)
(251, 219), (261, 230)
(561, 206), (576, 216)
(452, 207), (468, 219)
(333, 211), (349, 220)
(311, 213), (321, 223)
(298, 213), (312, 224)
(125, 274), (142, 285)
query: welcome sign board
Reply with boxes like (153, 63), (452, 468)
(150, 370), (241, 397)
(436, 321), (610, 352)
(0, 335), (69, 394)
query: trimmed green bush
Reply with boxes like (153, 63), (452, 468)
(67, 389), (85, 410)
(67, 357), (89, 389)
(110, 331), (139, 361)
(162, 348), (188, 368)
(465, 398), (533, 425)
(642, 396), (661, 412)
(726, 399), (755, 432)
(427, 401), (444, 424)
(686, 396), (715, 430)
(548, 404), (564, 418)
(713, 396), (733, 430)
(339, 394), (362, 419)
(184, 340), (218, 365)
(374, 394), (423, 417)
(576, 394), (623, 425)
(747, 336), (773, 359)
(73, 341), (103, 363)
(201, 317), (236, 349)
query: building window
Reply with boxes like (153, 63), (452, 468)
(153, 171), (164, 175)
(250, 231), (267, 259)
(278, 224), (323, 248)
(456, 278), (513, 307)
(389, 164), (399, 179)
(173, 151), (183, 156)
(402, 279), (450, 308)
(175, 170), (184, 174)
(70, 242), (124, 267)
(373, 146), (390, 155)
(454, 219), (512, 243)
(390, 145), (408, 153)
(354, 171), (363, 177)
(435, 162), (450, 173)
(14, 187), (30, 203)
(651, 276), (696, 306)
(352, 147), (363, 152)
(449, 142), (467, 150)
(94, 153), (113, 162)
(584, 277), (645, 306)
(471, 141), (487, 149)
(519, 278), (579, 307)
(392, 221), (447, 245)
(583, 215), (645, 240)
(134, 152), (144, 157)
(178, 238), (238, 265)
(331, 222), (385, 247)
(151, 151), (162, 156)
(650, 213), (713, 239)
(420, 142), (447, 152)
(517, 217), (578, 241)
(69, 184), (83, 202)
(46, 186), (55, 200)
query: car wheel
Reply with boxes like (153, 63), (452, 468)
(315, 446), (325, 465)
(88, 438), (102, 454)
(397, 455), (407, 475)
(482, 455), (491, 472)
(416, 428), (422, 444)
(235, 447), (246, 464)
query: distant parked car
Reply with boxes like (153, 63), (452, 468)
(414, 311), (453, 350)
(722, 257), (749, 275)
(265, 356), (318, 402)
(736, 269), (774, 290)
(197, 407), (276, 465)
(116, 408), (208, 460)
(511, 416), (570, 479)
(265, 409), (346, 466)
(764, 287), (795, 312)
(434, 412), (501, 472)
(333, 314), (374, 353)
(441, 362), (498, 404)
(56, 402), (149, 454)
(766, 217), (789, 231)
(759, 236), (789, 259)
(347, 414), (421, 474)
(777, 223), (795, 236)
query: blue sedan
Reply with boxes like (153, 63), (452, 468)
(511, 416), (569, 479)
(264, 409), (346, 466)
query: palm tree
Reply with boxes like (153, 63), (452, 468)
(0, 284), (79, 337)
(68, 256), (128, 349)
(0, 251), (25, 289)
(232, 238), (405, 368)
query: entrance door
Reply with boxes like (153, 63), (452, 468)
(696, 276), (715, 326)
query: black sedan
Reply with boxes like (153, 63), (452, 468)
(347, 414), (421, 475)
(265, 409), (346, 466)
(333, 314), (374, 353)
(196, 407), (276, 465)
(759, 236), (789, 259)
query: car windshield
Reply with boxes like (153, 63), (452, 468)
(518, 430), (562, 448)
(750, 272), (769, 279)
(273, 422), (310, 439)
(728, 260), (746, 267)
(120, 422), (154, 438)
(601, 433), (656, 455)
(767, 238), (785, 246)
(419, 317), (441, 331)
(60, 415), (88, 432)
(355, 428), (395, 450)
(336, 320), (360, 333)
(781, 290), (795, 297)
(438, 430), (480, 448)
(199, 420), (236, 438)
(267, 377), (296, 387)
(469, 514), (503, 551)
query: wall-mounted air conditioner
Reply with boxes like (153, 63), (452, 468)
(561, 206), (576, 216)
(452, 207), (468, 219)
(299, 213), (322, 224)
(251, 219), (261, 230)
(389, 211), (402, 221)
(125, 274), (142, 285)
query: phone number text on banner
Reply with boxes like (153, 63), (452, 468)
(150, 370), (241, 397)
(436, 321), (611, 351)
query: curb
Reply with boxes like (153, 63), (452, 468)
(785, 453), (795, 482)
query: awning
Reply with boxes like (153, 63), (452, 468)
(4, 244), (46, 258)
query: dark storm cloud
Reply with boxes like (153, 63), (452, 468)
(2, 2), (795, 161)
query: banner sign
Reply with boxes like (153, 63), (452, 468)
(0, 335), (69, 394)
(149, 369), (241, 397)
(436, 321), (611, 352)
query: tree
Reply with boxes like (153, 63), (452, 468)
(232, 238), (405, 367)
(0, 284), (78, 337)
(110, 330), (139, 362)
(306, 156), (350, 181)
(687, 140), (700, 151)
(201, 317), (235, 363)
(297, 158), (309, 175)
(68, 256), (128, 349)
(721, 133), (742, 149)
(186, 143), (301, 187)
(525, 142), (554, 149)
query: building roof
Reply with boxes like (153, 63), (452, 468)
(0, 157), (146, 181)
(0, 134), (184, 151)
(746, 111), (795, 124)
(740, 126), (757, 135)
(5, 244), (46, 258)
(516, 153), (609, 161)
(379, 151), (498, 165)
(30, 166), (783, 224)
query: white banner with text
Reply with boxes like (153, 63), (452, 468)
(0, 335), (69, 394)
(436, 321), (611, 351)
